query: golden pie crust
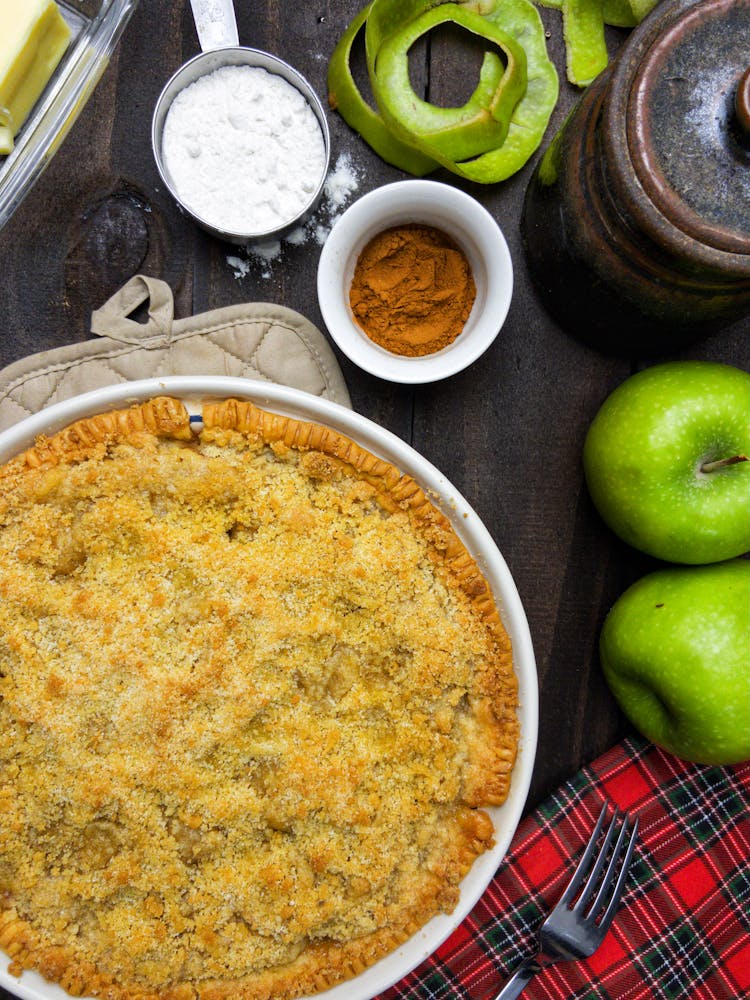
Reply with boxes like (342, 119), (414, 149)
(0, 397), (518, 1000)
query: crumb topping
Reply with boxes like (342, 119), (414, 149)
(0, 398), (517, 1000)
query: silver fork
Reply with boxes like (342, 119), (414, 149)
(493, 802), (639, 999)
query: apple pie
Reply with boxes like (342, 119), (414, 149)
(0, 397), (518, 1000)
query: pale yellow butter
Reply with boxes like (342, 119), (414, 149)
(0, 0), (71, 155)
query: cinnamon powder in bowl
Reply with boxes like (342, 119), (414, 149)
(317, 180), (513, 384)
(349, 223), (477, 357)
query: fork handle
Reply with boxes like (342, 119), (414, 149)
(491, 956), (543, 1000)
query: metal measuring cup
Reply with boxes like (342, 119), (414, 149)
(151, 0), (331, 245)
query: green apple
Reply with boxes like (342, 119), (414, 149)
(600, 560), (750, 765)
(583, 361), (750, 564)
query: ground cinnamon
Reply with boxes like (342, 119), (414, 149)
(349, 223), (476, 356)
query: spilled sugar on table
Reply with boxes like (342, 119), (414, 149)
(0, 1), (748, 976)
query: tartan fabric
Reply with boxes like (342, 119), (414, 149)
(380, 737), (750, 1000)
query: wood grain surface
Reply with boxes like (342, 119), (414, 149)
(0, 3), (748, 994)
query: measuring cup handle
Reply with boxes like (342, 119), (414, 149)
(189, 0), (239, 51)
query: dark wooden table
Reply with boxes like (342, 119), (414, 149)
(1, 0), (748, 855)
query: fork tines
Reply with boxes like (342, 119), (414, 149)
(558, 803), (639, 925)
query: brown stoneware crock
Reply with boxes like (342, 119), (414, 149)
(521, 0), (750, 356)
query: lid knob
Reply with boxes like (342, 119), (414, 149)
(735, 66), (750, 140)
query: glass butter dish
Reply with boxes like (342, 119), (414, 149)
(0, 0), (139, 234)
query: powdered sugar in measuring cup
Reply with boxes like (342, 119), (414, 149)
(162, 65), (327, 236)
(152, 0), (330, 243)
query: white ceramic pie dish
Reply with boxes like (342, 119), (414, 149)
(0, 375), (538, 1000)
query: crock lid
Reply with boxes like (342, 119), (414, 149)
(625, 0), (750, 255)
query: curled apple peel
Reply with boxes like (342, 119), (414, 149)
(327, 0), (558, 182)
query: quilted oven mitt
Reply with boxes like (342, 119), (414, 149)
(0, 274), (351, 431)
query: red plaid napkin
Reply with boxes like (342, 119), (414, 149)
(380, 736), (750, 1000)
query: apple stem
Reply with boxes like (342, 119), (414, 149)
(700, 454), (749, 474)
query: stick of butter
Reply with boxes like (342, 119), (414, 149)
(0, 0), (71, 155)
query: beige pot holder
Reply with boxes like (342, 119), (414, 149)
(0, 274), (351, 432)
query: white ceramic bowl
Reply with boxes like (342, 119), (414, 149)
(0, 377), (537, 1000)
(317, 180), (513, 384)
